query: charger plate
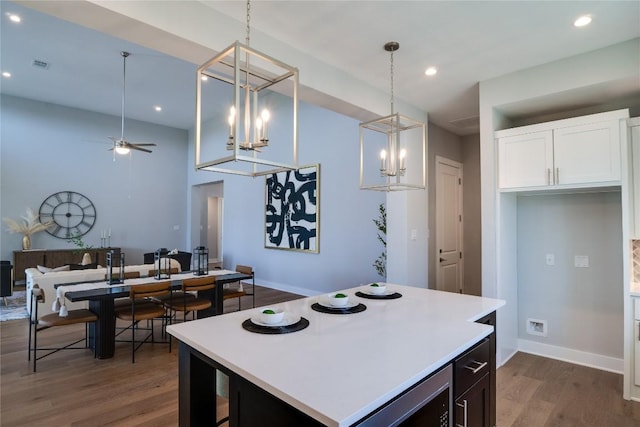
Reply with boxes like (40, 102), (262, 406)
(311, 302), (366, 314)
(242, 317), (309, 334)
(355, 291), (402, 300)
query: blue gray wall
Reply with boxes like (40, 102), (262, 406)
(187, 95), (385, 295)
(1, 94), (385, 295)
(1, 95), (188, 264)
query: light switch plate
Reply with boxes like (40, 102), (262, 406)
(546, 254), (555, 266)
(574, 255), (589, 268)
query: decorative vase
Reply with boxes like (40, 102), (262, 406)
(22, 235), (31, 250)
(81, 252), (92, 265)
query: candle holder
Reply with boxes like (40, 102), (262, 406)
(194, 246), (209, 276)
(106, 250), (125, 285)
(154, 248), (171, 280)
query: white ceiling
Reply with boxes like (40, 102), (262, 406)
(1, 1), (639, 136)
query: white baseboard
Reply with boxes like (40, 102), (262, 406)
(254, 279), (320, 298)
(498, 348), (518, 368)
(517, 338), (623, 374)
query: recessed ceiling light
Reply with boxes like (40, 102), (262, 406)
(7, 13), (21, 23)
(201, 75), (209, 81)
(154, 106), (162, 112)
(425, 66), (437, 77)
(574, 15), (592, 27)
(2, 71), (11, 78)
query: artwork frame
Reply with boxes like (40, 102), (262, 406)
(265, 164), (319, 253)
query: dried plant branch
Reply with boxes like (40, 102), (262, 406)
(3, 207), (53, 236)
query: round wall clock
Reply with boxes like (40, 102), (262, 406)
(39, 191), (97, 239)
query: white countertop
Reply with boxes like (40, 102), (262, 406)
(167, 284), (505, 427)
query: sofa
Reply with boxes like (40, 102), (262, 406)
(25, 258), (181, 316)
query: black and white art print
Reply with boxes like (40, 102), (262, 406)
(265, 165), (319, 253)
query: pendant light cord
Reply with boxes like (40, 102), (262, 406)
(245, 0), (251, 47)
(390, 48), (395, 115)
(121, 51), (129, 141)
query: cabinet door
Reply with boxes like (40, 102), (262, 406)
(455, 374), (490, 427)
(553, 120), (621, 185)
(498, 130), (553, 189)
(632, 125), (640, 238)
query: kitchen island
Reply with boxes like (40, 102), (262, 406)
(166, 284), (504, 426)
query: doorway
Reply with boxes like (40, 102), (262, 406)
(435, 156), (464, 293)
(191, 181), (224, 267)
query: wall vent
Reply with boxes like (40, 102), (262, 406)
(449, 115), (479, 129)
(32, 59), (50, 70)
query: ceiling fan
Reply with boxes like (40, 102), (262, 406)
(109, 51), (156, 155)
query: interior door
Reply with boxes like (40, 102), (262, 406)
(435, 156), (463, 293)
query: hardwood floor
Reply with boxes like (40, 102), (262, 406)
(497, 352), (640, 426)
(2, 286), (639, 426)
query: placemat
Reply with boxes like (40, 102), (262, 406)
(311, 302), (367, 314)
(242, 317), (310, 334)
(355, 291), (402, 300)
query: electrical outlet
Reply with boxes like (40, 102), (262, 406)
(545, 254), (555, 266)
(574, 255), (589, 268)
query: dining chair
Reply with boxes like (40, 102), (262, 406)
(222, 265), (255, 311)
(114, 281), (171, 363)
(163, 276), (216, 322)
(27, 284), (98, 372)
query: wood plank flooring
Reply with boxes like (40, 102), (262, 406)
(2, 286), (639, 426)
(497, 351), (640, 426)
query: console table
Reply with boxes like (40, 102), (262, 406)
(13, 248), (120, 284)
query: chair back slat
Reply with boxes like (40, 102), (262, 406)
(105, 271), (141, 281)
(129, 281), (171, 299)
(182, 277), (215, 292)
(148, 268), (179, 277)
(236, 265), (253, 275)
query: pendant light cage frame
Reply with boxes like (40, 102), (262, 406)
(359, 113), (426, 191)
(359, 41), (426, 191)
(195, 41), (299, 177)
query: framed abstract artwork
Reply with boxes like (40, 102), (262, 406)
(265, 164), (319, 253)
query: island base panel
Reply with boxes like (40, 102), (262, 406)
(178, 342), (322, 427)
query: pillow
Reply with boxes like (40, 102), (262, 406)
(37, 264), (70, 274)
(69, 263), (99, 270)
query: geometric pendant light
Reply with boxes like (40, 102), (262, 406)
(195, 0), (299, 177)
(360, 42), (426, 191)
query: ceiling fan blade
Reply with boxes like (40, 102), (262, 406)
(129, 145), (153, 153)
(128, 143), (157, 147)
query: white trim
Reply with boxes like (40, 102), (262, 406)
(518, 338), (623, 374)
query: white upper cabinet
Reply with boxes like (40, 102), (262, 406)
(631, 120), (640, 238)
(498, 130), (553, 188)
(496, 109), (628, 191)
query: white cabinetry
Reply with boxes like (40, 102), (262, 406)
(497, 110), (628, 190)
(631, 119), (640, 237)
(635, 299), (640, 387)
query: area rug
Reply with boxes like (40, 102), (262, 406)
(0, 290), (28, 321)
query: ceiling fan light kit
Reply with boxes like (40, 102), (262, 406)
(195, 0), (299, 177)
(108, 51), (156, 159)
(359, 42), (426, 192)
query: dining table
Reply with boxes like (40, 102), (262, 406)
(57, 270), (253, 359)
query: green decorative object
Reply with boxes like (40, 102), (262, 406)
(373, 203), (386, 278)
